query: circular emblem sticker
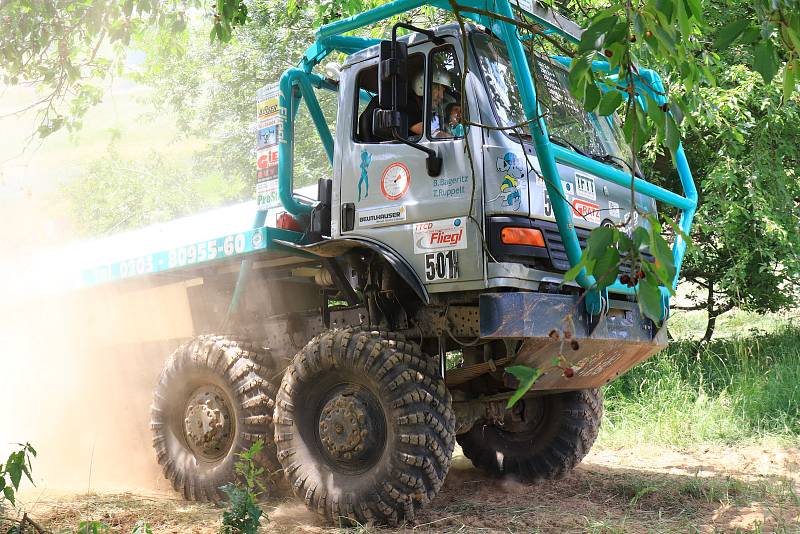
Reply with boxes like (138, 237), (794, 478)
(380, 162), (411, 201)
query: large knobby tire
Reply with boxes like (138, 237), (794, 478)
(274, 328), (456, 526)
(457, 389), (602, 481)
(150, 335), (283, 501)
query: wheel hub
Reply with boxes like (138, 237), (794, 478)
(183, 385), (235, 460)
(318, 394), (370, 460)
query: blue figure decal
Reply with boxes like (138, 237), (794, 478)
(489, 151), (526, 211)
(358, 150), (372, 202)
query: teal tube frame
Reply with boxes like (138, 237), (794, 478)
(269, 0), (698, 320)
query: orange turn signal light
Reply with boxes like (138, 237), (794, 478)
(500, 227), (546, 247)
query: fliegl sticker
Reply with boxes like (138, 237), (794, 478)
(488, 152), (528, 211)
(413, 217), (467, 254)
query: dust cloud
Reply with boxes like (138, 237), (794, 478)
(0, 194), (194, 494)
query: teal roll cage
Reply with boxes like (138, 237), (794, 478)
(267, 0), (698, 321)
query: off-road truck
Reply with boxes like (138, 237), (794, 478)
(84, 0), (697, 525)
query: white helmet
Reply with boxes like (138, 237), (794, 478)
(412, 69), (451, 97)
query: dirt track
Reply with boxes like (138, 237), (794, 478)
(11, 444), (799, 533)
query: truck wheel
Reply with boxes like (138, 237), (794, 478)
(457, 389), (602, 481)
(274, 328), (455, 526)
(150, 335), (282, 502)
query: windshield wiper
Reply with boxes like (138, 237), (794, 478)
(548, 134), (589, 157)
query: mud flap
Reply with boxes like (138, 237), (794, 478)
(479, 292), (667, 392)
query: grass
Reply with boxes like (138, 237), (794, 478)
(599, 323), (800, 448)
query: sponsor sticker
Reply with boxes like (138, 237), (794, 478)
(357, 205), (407, 227)
(575, 172), (597, 201)
(256, 179), (280, 210)
(257, 123), (279, 149)
(413, 217), (468, 254)
(572, 199), (601, 223)
(381, 162), (411, 201)
(256, 83), (280, 121)
(561, 180), (575, 196)
(257, 146), (279, 180)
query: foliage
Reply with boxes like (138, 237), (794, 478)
(0, 443), (36, 508)
(505, 365), (543, 407)
(133, 7), (335, 191)
(0, 0), (191, 136)
(600, 324), (800, 446)
(219, 439), (268, 534)
(669, 65), (800, 340)
(61, 146), (246, 236)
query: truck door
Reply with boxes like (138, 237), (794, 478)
(337, 42), (483, 291)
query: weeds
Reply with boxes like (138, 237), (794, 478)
(600, 325), (800, 447)
(0, 444), (36, 508)
(219, 440), (268, 534)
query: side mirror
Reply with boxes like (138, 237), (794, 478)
(374, 40), (408, 140)
(378, 40), (407, 111)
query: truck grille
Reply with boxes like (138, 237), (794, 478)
(536, 220), (652, 274)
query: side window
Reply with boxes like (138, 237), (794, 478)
(354, 65), (378, 143)
(353, 54), (425, 143)
(427, 46), (464, 140)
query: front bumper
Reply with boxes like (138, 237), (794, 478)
(480, 292), (667, 391)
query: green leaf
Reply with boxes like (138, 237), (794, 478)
(783, 63), (796, 102)
(650, 231), (676, 284)
(676, 0), (691, 38)
(3, 486), (14, 506)
(505, 366), (543, 408)
(579, 16), (617, 53)
(637, 277), (664, 323)
(739, 27), (761, 44)
(598, 90), (624, 116)
(593, 247), (621, 290)
(714, 20), (748, 50)
(586, 226), (615, 256)
(583, 80), (602, 112)
(654, 0), (675, 23)
(568, 54), (591, 95)
(685, 0), (703, 21)
(632, 226), (649, 251)
(8, 460), (22, 489)
(665, 114), (680, 154)
(563, 257), (586, 282)
(662, 214), (692, 247)
(785, 25), (800, 52)
(753, 41), (778, 84)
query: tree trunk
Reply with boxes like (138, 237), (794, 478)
(703, 283), (717, 342)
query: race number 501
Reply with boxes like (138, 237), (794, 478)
(424, 251), (458, 281)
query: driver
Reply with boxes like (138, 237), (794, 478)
(408, 69), (452, 137)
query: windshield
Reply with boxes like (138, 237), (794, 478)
(472, 32), (631, 165)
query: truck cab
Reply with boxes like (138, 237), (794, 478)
(331, 24), (655, 295)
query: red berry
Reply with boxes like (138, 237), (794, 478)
(630, 35), (637, 43)
(604, 49), (613, 58)
(563, 367), (575, 378)
(645, 30), (653, 38)
(620, 274), (631, 285)
(638, 270), (645, 279)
